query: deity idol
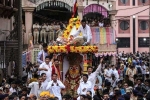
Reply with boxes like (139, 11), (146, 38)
(64, 53), (83, 98)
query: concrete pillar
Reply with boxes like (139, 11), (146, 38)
(23, 7), (35, 45)
(78, 6), (84, 20)
(110, 15), (116, 28)
(77, 0), (84, 20)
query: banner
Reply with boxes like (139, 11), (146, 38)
(91, 27), (116, 45)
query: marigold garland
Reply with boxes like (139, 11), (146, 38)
(63, 17), (81, 39)
(47, 45), (98, 53)
(40, 91), (55, 98)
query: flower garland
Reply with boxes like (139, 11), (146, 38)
(62, 17), (81, 39)
(47, 46), (98, 53)
(40, 91), (55, 98)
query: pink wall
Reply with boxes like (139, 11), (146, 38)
(118, 48), (131, 53)
(115, 0), (149, 53)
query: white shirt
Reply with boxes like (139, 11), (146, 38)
(28, 82), (44, 98)
(42, 80), (49, 91)
(141, 65), (146, 74)
(80, 64), (102, 95)
(9, 87), (16, 94)
(77, 81), (92, 95)
(105, 68), (113, 82)
(80, 64), (101, 87)
(99, 22), (104, 27)
(46, 25), (50, 31)
(39, 62), (52, 82)
(46, 80), (65, 100)
(33, 24), (40, 31)
(112, 69), (119, 79)
(72, 25), (92, 43)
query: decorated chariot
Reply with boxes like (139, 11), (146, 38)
(47, 17), (98, 98)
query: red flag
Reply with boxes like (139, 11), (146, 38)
(72, 0), (78, 17)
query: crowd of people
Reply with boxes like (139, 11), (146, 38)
(32, 16), (110, 45)
(32, 21), (67, 44)
(0, 42), (150, 100)
(83, 14), (111, 27)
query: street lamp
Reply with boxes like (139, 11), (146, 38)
(109, 4), (113, 8)
(143, 38), (146, 42)
(133, 15), (136, 53)
(133, 15), (136, 18)
(116, 38), (119, 54)
(116, 38), (118, 42)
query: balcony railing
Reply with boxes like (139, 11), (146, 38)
(0, 0), (18, 8)
(28, 0), (74, 7)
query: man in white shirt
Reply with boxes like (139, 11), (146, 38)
(112, 65), (119, 79)
(141, 62), (147, 81)
(46, 73), (65, 100)
(104, 65), (113, 85)
(80, 58), (103, 95)
(28, 76), (44, 99)
(39, 56), (52, 82)
(77, 74), (92, 100)
(37, 43), (49, 64)
(41, 73), (48, 91)
(9, 81), (17, 95)
(71, 19), (92, 45)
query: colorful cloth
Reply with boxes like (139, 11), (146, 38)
(90, 27), (116, 45)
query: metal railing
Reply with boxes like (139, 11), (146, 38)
(0, 0), (18, 8)
(28, 0), (74, 7)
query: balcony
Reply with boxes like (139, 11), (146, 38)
(0, 0), (18, 18)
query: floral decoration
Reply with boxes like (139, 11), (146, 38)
(63, 17), (81, 39)
(47, 45), (98, 53)
(40, 91), (55, 98)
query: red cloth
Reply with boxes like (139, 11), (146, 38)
(51, 65), (61, 80)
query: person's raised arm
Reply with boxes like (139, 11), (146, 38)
(94, 58), (103, 75)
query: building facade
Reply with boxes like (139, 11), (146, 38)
(115, 0), (150, 53)
(0, 0), (18, 76)
(22, 0), (117, 45)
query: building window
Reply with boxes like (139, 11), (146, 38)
(140, 21), (148, 30)
(138, 37), (150, 47)
(120, 21), (129, 30)
(117, 38), (130, 48)
(120, 0), (128, 4)
(140, 0), (147, 3)
(138, 0), (149, 5)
